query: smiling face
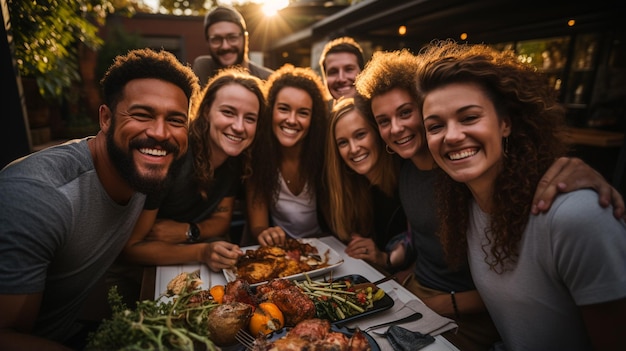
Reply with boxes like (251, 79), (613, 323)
(271, 86), (312, 149)
(207, 21), (245, 68)
(105, 78), (189, 194)
(370, 87), (432, 168)
(334, 108), (380, 180)
(206, 83), (259, 165)
(422, 82), (511, 195)
(324, 52), (361, 100)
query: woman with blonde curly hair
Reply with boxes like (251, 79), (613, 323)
(419, 39), (626, 350)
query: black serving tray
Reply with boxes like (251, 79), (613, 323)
(320, 274), (395, 325)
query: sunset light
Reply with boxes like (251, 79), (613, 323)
(261, 0), (289, 16)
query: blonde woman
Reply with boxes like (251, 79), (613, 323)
(322, 95), (406, 271)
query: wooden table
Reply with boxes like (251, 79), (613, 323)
(146, 236), (460, 351)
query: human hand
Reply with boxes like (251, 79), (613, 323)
(345, 235), (381, 264)
(146, 219), (188, 243)
(203, 241), (243, 272)
(532, 157), (625, 219)
(257, 226), (287, 246)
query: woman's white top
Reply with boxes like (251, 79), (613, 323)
(269, 172), (321, 238)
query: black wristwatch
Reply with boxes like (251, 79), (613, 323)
(186, 222), (200, 243)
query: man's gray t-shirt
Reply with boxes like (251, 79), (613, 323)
(0, 138), (145, 342)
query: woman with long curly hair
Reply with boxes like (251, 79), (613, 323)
(322, 95), (406, 270)
(121, 67), (266, 276)
(246, 64), (329, 245)
(419, 39), (626, 350)
(356, 47), (625, 351)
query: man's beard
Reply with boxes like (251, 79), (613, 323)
(105, 123), (184, 195)
(211, 47), (244, 68)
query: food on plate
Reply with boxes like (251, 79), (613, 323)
(235, 238), (330, 284)
(252, 318), (372, 351)
(256, 278), (317, 326)
(294, 276), (387, 322)
(87, 273), (221, 350)
(209, 284), (225, 303)
(223, 278), (260, 306)
(166, 270), (202, 295)
(222, 277), (316, 327)
(249, 302), (285, 336)
(206, 301), (254, 346)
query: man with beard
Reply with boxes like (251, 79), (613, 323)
(193, 6), (273, 87)
(0, 48), (199, 350)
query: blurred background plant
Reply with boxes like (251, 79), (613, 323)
(8, 0), (119, 102)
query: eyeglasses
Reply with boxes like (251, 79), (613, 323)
(208, 33), (243, 47)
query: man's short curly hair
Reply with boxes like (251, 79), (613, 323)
(100, 48), (199, 112)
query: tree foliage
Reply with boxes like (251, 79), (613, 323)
(7, 0), (135, 102)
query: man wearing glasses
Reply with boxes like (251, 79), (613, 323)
(193, 6), (273, 86)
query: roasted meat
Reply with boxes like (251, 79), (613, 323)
(256, 279), (316, 326)
(252, 318), (372, 351)
(234, 238), (330, 284)
(223, 278), (258, 307)
(287, 318), (330, 341)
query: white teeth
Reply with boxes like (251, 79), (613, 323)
(448, 149), (477, 160)
(225, 135), (243, 142)
(352, 154), (367, 162)
(140, 148), (166, 156)
(396, 136), (412, 144)
(281, 126), (298, 135)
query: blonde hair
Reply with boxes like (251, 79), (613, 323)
(322, 96), (399, 242)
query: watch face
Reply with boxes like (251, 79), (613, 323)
(188, 223), (200, 242)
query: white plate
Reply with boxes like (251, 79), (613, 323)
(223, 238), (344, 286)
(154, 263), (211, 301)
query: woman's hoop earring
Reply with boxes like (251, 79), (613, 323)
(385, 144), (395, 154)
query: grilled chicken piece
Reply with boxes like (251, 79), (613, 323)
(287, 318), (330, 341)
(256, 279), (316, 326)
(348, 329), (371, 351)
(223, 278), (258, 306)
(255, 318), (371, 351)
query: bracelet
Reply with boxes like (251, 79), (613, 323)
(450, 291), (460, 319)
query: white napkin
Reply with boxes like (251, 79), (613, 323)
(344, 290), (458, 350)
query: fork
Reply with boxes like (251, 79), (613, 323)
(235, 328), (256, 350)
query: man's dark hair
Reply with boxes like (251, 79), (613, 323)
(319, 36), (365, 74)
(100, 48), (199, 112)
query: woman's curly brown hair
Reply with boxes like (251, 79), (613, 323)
(415, 39), (569, 271)
(189, 67), (266, 199)
(355, 48), (421, 104)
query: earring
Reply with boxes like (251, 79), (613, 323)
(503, 137), (509, 156)
(385, 144), (395, 154)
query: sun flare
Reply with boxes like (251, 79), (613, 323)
(261, 0), (289, 17)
